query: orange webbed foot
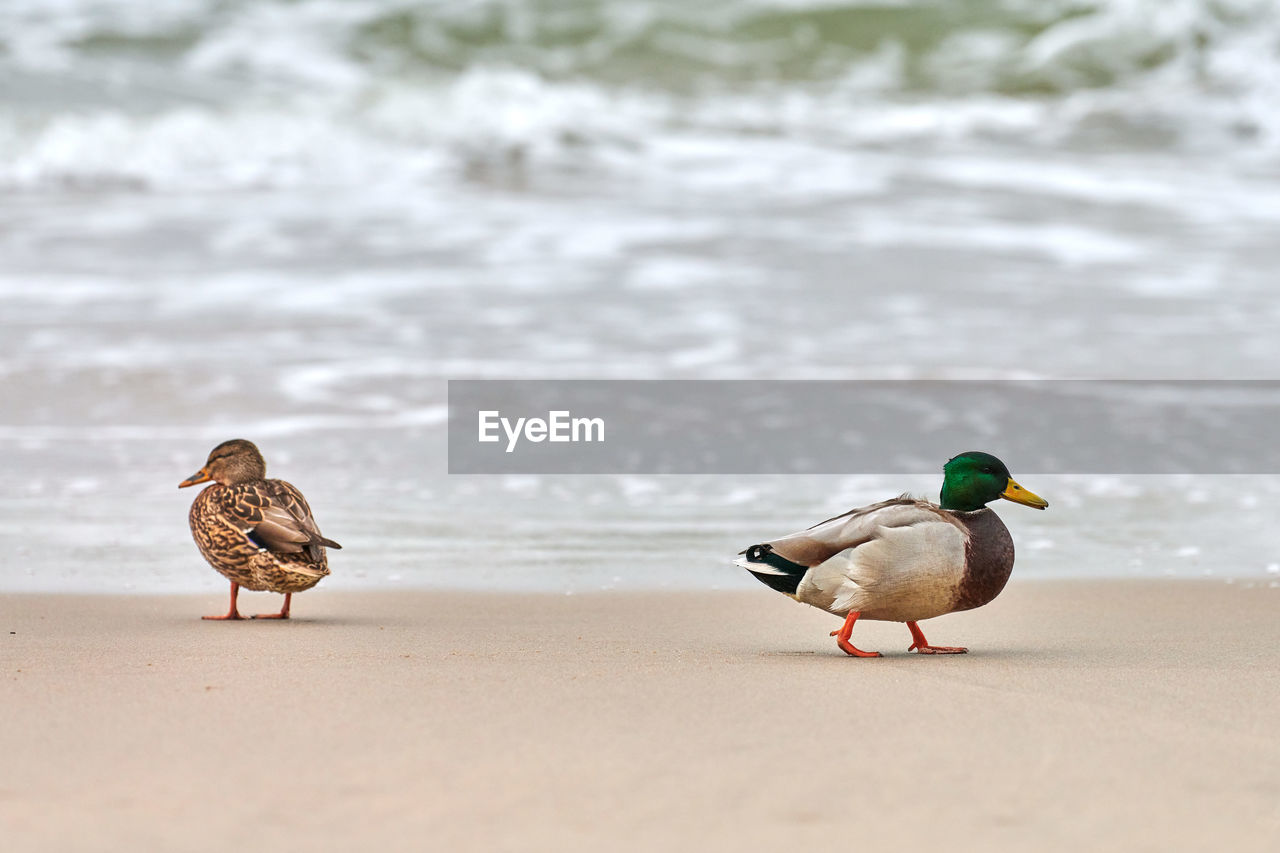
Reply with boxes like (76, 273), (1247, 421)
(830, 612), (882, 658)
(204, 583), (245, 621)
(906, 621), (967, 654)
(908, 643), (968, 655)
(250, 593), (291, 621)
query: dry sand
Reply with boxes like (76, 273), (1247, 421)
(2, 581), (1278, 852)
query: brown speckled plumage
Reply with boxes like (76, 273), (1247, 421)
(180, 439), (340, 619)
(188, 478), (334, 594)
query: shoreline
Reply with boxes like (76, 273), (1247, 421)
(3, 572), (1277, 597)
(4, 582), (1278, 851)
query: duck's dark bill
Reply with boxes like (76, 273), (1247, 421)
(178, 469), (212, 488)
(1001, 478), (1048, 509)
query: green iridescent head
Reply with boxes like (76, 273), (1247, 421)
(939, 451), (1048, 513)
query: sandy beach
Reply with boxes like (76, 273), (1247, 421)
(2, 581), (1277, 852)
(8, 3), (1280, 851)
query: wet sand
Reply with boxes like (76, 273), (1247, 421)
(2, 581), (1277, 851)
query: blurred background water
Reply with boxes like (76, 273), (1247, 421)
(3, 0), (1280, 593)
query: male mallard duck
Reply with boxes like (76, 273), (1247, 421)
(735, 451), (1047, 656)
(178, 439), (341, 620)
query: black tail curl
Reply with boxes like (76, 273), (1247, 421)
(739, 543), (809, 595)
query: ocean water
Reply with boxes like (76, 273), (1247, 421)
(3, 0), (1280, 593)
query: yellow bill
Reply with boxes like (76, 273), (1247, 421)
(178, 468), (212, 489)
(1001, 478), (1048, 509)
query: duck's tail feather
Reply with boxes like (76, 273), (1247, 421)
(306, 536), (342, 562)
(735, 544), (809, 595)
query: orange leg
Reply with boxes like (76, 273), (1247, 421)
(203, 582), (245, 621)
(906, 621), (967, 654)
(252, 593), (291, 620)
(828, 611), (882, 658)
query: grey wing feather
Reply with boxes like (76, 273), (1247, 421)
(268, 480), (342, 560)
(250, 507), (311, 553)
(223, 480), (341, 561)
(767, 497), (952, 568)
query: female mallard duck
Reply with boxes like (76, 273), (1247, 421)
(735, 451), (1047, 656)
(178, 439), (341, 620)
